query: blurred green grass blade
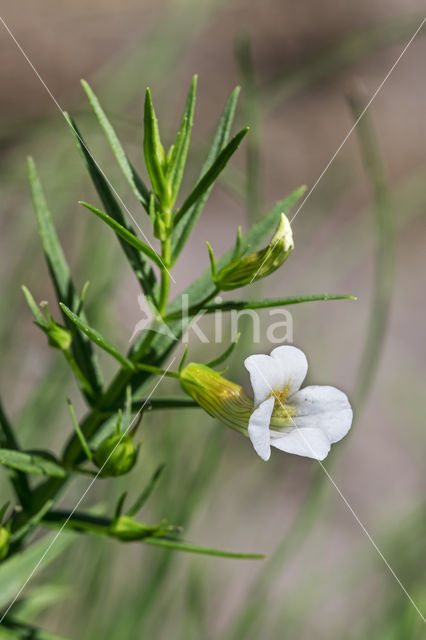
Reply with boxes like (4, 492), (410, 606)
(27, 157), (103, 397)
(348, 88), (395, 409)
(143, 536), (264, 559)
(235, 34), (262, 223)
(264, 15), (426, 113)
(65, 115), (157, 304)
(80, 80), (150, 209)
(167, 75), (197, 202)
(126, 464), (165, 516)
(79, 202), (163, 269)
(0, 532), (74, 610)
(173, 127), (249, 227)
(60, 303), (134, 371)
(171, 87), (240, 261)
(144, 88), (167, 200)
(0, 450), (66, 479)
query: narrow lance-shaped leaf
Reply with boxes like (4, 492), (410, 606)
(0, 401), (31, 506)
(21, 286), (48, 328)
(144, 88), (168, 204)
(80, 80), (150, 209)
(27, 157), (103, 397)
(166, 75), (197, 203)
(65, 115), (158, 306)
(172, 87), (240, 262)
(142, 537), (264, 559)
(79, 202), (164, 269)
(42, 511), (263, 559)
(0, 450), (66, 479)
(60, 303), (135, 371)
(173, 127), (249, 227)
(166, 293), (357, 319)
(206, 333), (241, 369)
(126, 464), (165, 516)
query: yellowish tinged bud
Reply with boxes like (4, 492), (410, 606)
(180, 363), (295, 433)
(215, 213), (293, 291)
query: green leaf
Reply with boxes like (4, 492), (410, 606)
(27, 157), (103, 397)
(0, 532), (73, 610)
(67, 399), (92, 462)
(10, 501), (54, 544)
(169, 293), (357, 318)
(65, 115), (157, 304)
(206, 333), (241, 368)
(166, 75), (197, 202)
(143, 537), (264, 559)
(171, 87), (240, 262)
(144, 88), (168, 203)
(60, 304), (135, 371)
(21, 286), (48, 328)
(126, 464), (165, 516)
(0, 450), (66, 478)
(173, 127), (249, 228)
(131, 397), (198, 411)
(80, 80), (150, 208)
(0, 401), (31, 507)
(79, 201), (164, 270)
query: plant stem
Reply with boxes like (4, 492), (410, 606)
(158, 211), (172, 316)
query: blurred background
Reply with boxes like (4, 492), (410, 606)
(1, 1), (425, 638)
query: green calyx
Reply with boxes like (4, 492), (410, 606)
(214, 213), (294, 290)
(93, 433), (139, 478)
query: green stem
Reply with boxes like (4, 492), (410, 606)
(158, 211), (172, 315)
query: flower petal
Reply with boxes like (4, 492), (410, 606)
(248, 396), (275, 461)
(271, 427), (330, 460)
(244, 355), (284, 406)
(289, 385), (353, 444)
(270, 346), (308, 395)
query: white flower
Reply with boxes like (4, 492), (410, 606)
(244, 346), (352, 461)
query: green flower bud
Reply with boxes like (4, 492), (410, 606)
(215, 213), (293, 291)
(110, 515), (174, 541)
(0, 527), (10, 561)
(93, 433), (139, 478)
(46, 323), (72, 351)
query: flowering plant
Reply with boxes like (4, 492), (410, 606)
(0, 77), (354, 630)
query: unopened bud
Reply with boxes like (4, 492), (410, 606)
(93, 433), (138, 477)
(215, 213), (293, 290)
